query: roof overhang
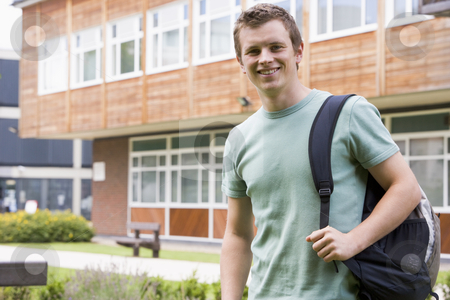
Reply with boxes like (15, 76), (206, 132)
(32, 112), (255, 140)
(12, 0), (45, 9)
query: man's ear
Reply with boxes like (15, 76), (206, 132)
(295, 41), (304, 64)
(236, 55), (246, 74)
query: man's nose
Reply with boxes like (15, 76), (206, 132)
(259, 48), (274, 64)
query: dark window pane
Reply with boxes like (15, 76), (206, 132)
(132, 139), (166, 151)
(202, 169), (209, 203)
(214, 132), (229, 146)
(83, 50), (96, 81)
(181, 170), (198, 203)
(171, 134), (210, 149)
(81, 179), (92, 220)
(120, 40), (135, 74)
(391, 113), (450, 133)
(171, 170), (178, 202)
(160, 172), (165, 202)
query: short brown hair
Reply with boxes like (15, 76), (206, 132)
(233, 3), (303, 61)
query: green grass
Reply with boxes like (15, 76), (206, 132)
(0, 242), (221, 264)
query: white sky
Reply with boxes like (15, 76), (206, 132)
(0, 0), (23, 50)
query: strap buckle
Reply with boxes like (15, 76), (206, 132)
(319, 188), (331, 196)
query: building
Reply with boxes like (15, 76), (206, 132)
(11, 0), (450, 252)
(0, 48), (93, 220)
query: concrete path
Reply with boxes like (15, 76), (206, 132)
(0, 245), (232, 284)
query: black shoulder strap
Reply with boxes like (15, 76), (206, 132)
(309, 94), (355, 229)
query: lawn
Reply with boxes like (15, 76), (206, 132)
(0, 242), (220, 264)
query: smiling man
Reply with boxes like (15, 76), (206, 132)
(220, 3), (421, 300)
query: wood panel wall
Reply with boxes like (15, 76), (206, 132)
(213, 209), (227, 239)
(107, 0), (142, 21)
(130, 207), (165, 235)
(106, 77), (143, 128)
(310, 31), (378, 98)
(385, 18), (450, 95)
(71, 85), (103, 131)
(146, 69), (189, 122)
(170, 208), (208, 237)
(40, 0), (67, 38)
(192, 60), (242, 117)
(72, 0), (102, 32)
(39, 92), (67, 135)
(439, 213), (450, 254)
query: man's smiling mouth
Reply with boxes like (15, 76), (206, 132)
(258, 68), (280, 75)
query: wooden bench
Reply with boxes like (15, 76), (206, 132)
(115, 222), (161, 258)
(0, 261), (47, 286)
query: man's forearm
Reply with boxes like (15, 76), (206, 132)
(221, 232), (253, 300)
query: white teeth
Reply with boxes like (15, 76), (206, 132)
(260, 69), (278, 75)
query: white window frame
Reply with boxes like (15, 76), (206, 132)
(147, 2), (189, 74)
(247, 0), (304, 34)
(193, 0), (242, 65)
(128, 130), (229, 210)
(385, 0), (433, 28)
(106, 14), (144, 82)
(38, 36), (68, 96)
(70, 26), (103, 90)
(383, 108), (450, 213)
(309, 0), (378, 43)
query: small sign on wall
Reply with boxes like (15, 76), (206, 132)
(93, 162), (105, 181)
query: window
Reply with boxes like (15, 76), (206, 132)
(248, 0), (304, 35)
(194, 0), (241, 64)
(71, 27), (103, 89)
(129, 131), (229, 206)
(38, 36), (68, 95)
(107, 15), (143, 81)
(310, 0), (378, 42)
(147, 3), (189, 73)
(385, 0), (432, 27)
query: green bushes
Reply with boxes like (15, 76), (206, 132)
(0, 267), (248, 300)
(0, 210), (94, 243)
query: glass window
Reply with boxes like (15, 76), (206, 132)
(81, 179), (92, 221)
(366, 0), (377, 24)
(108, 16), (143, 79)
(148, 3), (189, 72)
(48, 179), (73, 211)
(391, 113), (449, 133)
(142, 171), (157, 202)
(394, 140), (406, 155)
(160, 156), (166, 166)
(159, 172), (165, 202)
(172, 155), (178, 165)
(172, 170), (178, 202)
(142, 155), (157, 167)
(181, 170), (198, 203)
(132, 138), (166, 151)
(39, 36), (68, 94)
(215, 169), (223, 203)
(333, 0), (361, 32)
(202, 169), (209, 202)
(132, 173), (139, 202)
(182, 153), (199, 165)
(410, 160), (443, 207)
(410, 138), (443, 156)
(318, 0), (327, 34)
(133, 157), (139, 167)
(211, 16), (231, 57)
(83, 50), (96, 81)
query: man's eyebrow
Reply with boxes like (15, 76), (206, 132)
(244, 41), (286, 51)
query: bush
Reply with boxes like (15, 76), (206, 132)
(0, 209), (94, 243)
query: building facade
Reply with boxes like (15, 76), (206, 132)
(0, 49), (93, 220)
(11, 0), (450, 253)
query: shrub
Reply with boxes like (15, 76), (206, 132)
(0, 209), (94, 243)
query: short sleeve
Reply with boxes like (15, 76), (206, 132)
(221, 128), (248, 198)
(349, 97), (399, 169)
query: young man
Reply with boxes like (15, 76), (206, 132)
(220, 3), (422, 300)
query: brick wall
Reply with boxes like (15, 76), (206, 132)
(91, 137), (128, 236)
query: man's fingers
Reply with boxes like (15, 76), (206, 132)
(306, 228), (327, 242)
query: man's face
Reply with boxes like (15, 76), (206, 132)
(237, 19), (303, 95)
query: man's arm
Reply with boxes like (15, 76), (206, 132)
(221, 196), (254, 300)
(306, 151), (422, 262)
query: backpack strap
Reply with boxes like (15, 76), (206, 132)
(309, 94), (355, 229)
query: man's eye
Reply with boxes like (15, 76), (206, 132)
(248, 49), (259, 55)
(272, 45), (282, 50)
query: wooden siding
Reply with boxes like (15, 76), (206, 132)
(147, 0), (174, 10)
(169, 208), (208, 237)
(146, 69), (189, 122)
(310, 31), (378, 98)
(40, 0), (67, 38)
(71, 85), (103, 131)
(192, 60), (242, 117)
(39, 92), (67, 135)
(106, 77), (143, 128)
(385, 18), (450, 95)
(213, 209), (227, 239)
(107, 0), (142, 21)
(72, 0), (102, 32)
(440, 213), (450, 254)
(130, 207), (165, 235)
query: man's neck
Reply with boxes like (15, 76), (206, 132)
(259, 80), (312, 112)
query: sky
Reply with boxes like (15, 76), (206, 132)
(0, 0), (22, 50)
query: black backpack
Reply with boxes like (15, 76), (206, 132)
(308, 94), (441, 300)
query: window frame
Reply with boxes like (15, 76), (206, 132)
(383, 108), (450, 212)
(146, 2), (190, 74)
(309, 0), (378, 43)
(385, 0), (433, 28)
(128, 130), (229, 209)
(70, 26), (103, 90)
(37, 36), (68, 96)
(193, 0), (242, 66)
(106, 14), (144, 82)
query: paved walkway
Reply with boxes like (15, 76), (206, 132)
(0, 245), (235, 284)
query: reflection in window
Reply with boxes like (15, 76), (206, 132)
(410, 160), (443, 207)
(142, 171), (157, 202)
(410, 138), (443, 156)
(181, 170), (198, 203)
(333, 0), (361, 32)
(211, 16), (231, 57)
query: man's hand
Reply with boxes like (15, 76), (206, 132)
(306, 226), (360, 262)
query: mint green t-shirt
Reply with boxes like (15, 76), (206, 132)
(221, 89), (399, 300)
